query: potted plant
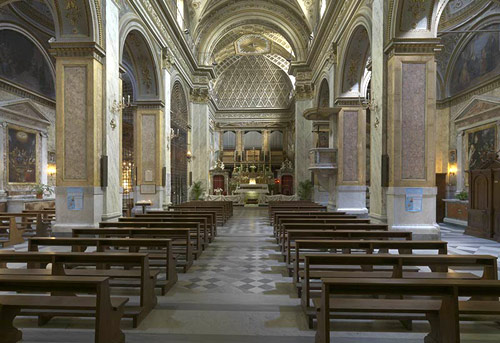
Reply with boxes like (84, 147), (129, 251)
(456, 190), (468, 201)
(31, 184), (53, 199)
(297, 180), (314, 201)
(190, 181), (205, 201)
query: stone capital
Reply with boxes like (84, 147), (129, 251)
(384, 38), (443, 58)
(190, 87), (210, 103)
(295, 83), (314, 100)
(49, 40), (105, 63)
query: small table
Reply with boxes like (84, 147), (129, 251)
(135, 201), (152, 214)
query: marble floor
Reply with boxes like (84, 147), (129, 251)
(6, 208), (500, 342)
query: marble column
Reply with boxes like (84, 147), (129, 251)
(386, 48), (440, 240)
(0, 122), (6, 200)
(101, 0), (122, 221)
(336, 107), (368, 215)
(52, 46), (105, 233)
(190, 88), (211, 194)
(134, 104), (165, 210)
(369, 0), (387, 223)
(294, 87), (314, 190)
(163, 68), (172, 207)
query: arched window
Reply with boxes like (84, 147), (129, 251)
(223, 131), (236, 150)
(270, 131), (283, 151)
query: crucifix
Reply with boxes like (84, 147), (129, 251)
(312, 124), (322, 148)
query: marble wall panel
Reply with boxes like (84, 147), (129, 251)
(342, 111), (358, 182)
(141, 114), (157, 183)
(401, 63), (426, 180)
(63, 66), (87, 180)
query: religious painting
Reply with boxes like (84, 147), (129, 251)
(0, 29), (55, 98)
(449, 149), (457, 164)
(450, 24), (500, 97)
(466, 124), (497, 171)
(7, 126), (38, 184)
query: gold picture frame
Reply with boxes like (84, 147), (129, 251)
(6, 124), (39, 185)
(464, 122), (497, 172)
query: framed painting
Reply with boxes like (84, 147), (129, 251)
(7, 125), (38, 184)
(465, 123), (497, 171)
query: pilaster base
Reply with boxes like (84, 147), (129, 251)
(134, 186), (165, 213)
(53, 186), (104, 234)
(336, 185), (368, 215)
(386, 187), (440, 240)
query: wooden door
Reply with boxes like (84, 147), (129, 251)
(467, 170), (492, 239)
(213, 175), (225, 194)
(435, 173), (447, 223)
(281, 175), (293, 195)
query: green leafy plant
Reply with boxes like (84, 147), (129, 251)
(31, 184), (53, 197)
(297, 180), (314, 201)
(190, 181), (205, 200)
(456, 190), (468, 201)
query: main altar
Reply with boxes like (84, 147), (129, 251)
(234, 183), (269, 205)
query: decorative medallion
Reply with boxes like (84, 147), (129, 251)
(236, 35), (271, 55)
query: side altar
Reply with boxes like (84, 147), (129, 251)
(234, 183), (269, 205)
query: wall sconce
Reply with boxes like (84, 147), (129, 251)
(47, 164), (56, 176)
(110, 95), (132, 130)
(187, 150), (192, 162)
(448, 164), (457, 176)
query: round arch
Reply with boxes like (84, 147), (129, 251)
(338, 23), (371, 98)
(119, 18), (162, 101)
(317, 78), (330, 108)
(195, 3), (310, 63)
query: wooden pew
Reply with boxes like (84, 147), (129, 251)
(272, 211), (348, 227)
(268, 204), (327, 222)
(0, 274), (128, 343)
(138, 212), (217, 239)
(279, 223), (386, 255)
(0, 213), (50, 247)
(118, 217), (212, 247)
(169, 205), (228, 225)
(27, 237), (177, 295)
(23, 209), (56, 221)
(99, 221), (204, 259)
(272, 213), (356, 236)
(275, 216), (366, 240)
(301, 254), (498, 327)
(315, 278), (500, 343)
(72, 228), (194, 272)
(0, 251), (156, 327)
(292, 239), (448, 293)
(286, 230), (412, 271)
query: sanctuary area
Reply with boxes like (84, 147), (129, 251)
(1, 1), (500, 342)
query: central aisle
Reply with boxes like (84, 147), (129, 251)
(138, 206), (313, 342)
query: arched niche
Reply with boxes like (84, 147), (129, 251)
(270, 130), (283, 151)
(222, 131), (236, 150)
(340, 25), (371, 98)
(317, 79), (330, 108)
(243, 131), (263, 150)
(121, 29), (160, 101)
(170, 80), (189, 205)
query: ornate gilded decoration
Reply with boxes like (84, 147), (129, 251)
(64, 0), (80, 33)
